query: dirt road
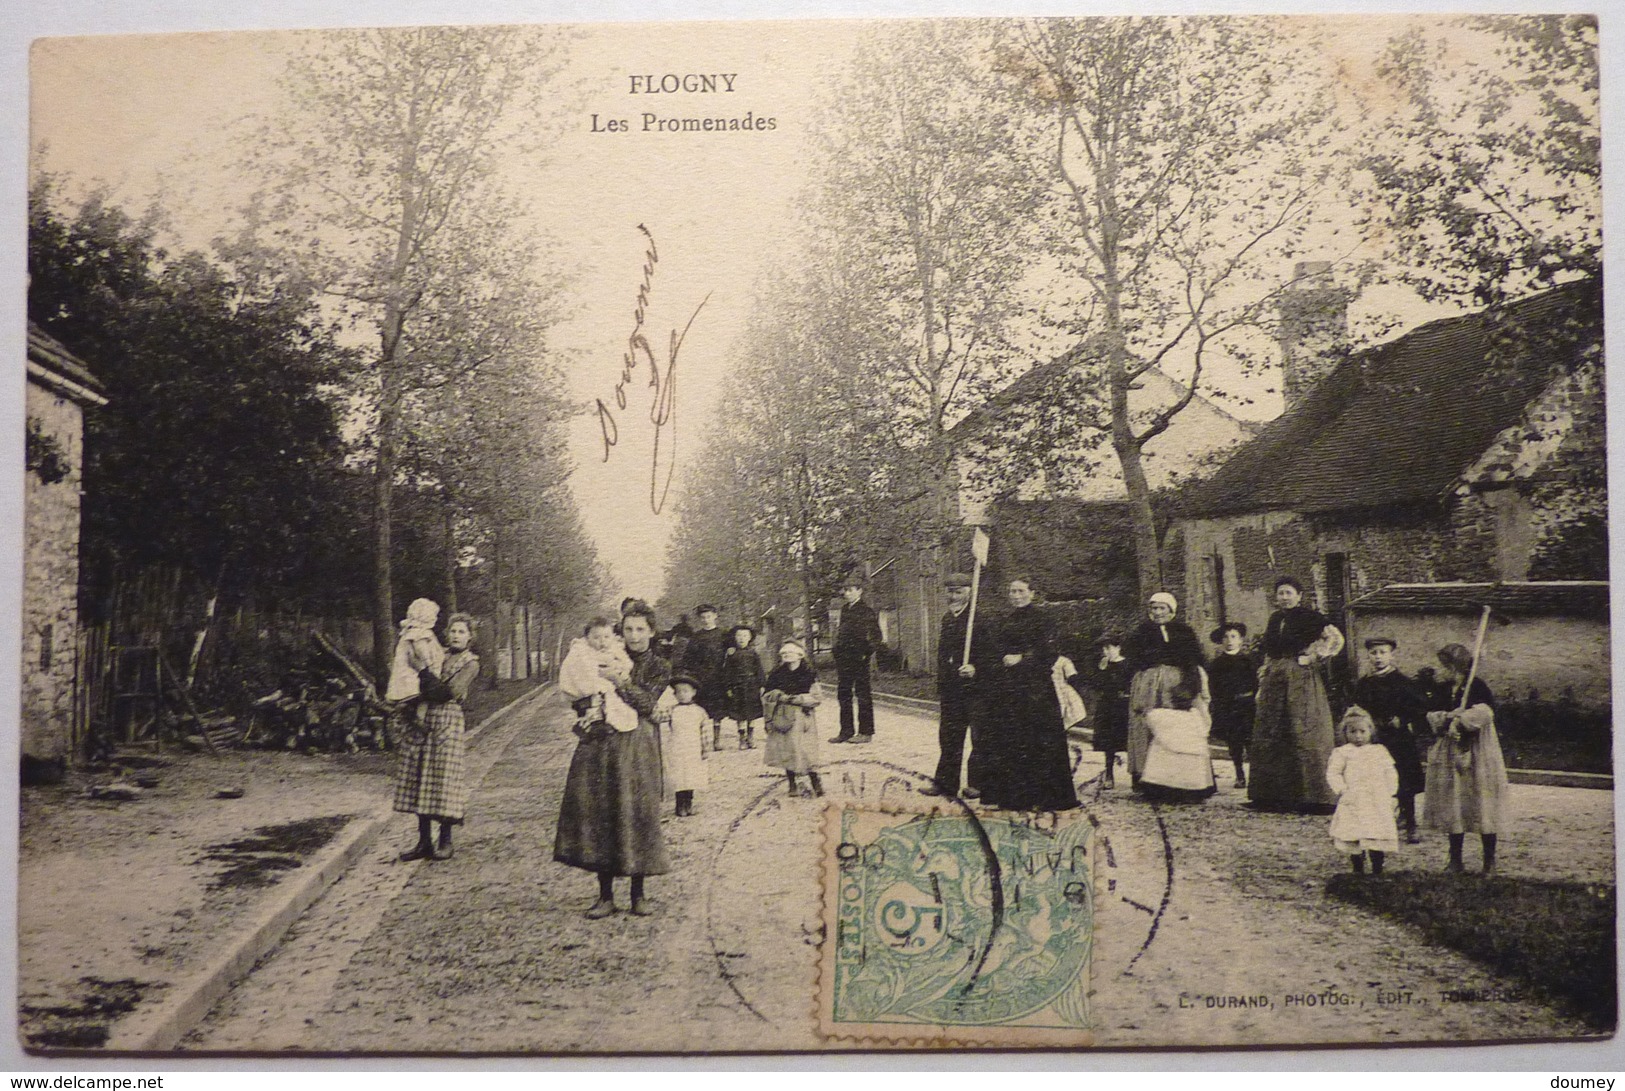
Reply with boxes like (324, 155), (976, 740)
(183, 690), (1606, 1052)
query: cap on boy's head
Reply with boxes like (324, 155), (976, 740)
(729, 623), (757, 641)
(779, 638), (807, 655)
(944, 572), (972, 589)
(1363, 636), (1398, 651)
(1210, 621), (1247, 644)
(669, 672), (700, 690)
(1098, 633), (1123, 649)
(842, 573), (866, 590)
(696, 603), (718, 615)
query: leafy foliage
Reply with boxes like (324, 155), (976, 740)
(27, 181), (366, 612)
(1358, 15), (1600, 306)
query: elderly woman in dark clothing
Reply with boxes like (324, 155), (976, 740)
(1247, 576), (1345, 814)
(980, 577), (1079, 813)
(1124, 592), (1206, 789)
(1207, 622), (1257, 789)
(554, 601), (672, 918)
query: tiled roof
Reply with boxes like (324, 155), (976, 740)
(1176, 278), (1602, 518)
(1348, 581), (1609, 619)
(27, 323), (107, 402)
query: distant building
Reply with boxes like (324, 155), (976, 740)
(23, 325), (108, 775)
(1164, 276), (1606, 693)
(887, 349), (1257, 671)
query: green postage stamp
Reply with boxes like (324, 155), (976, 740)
(817, 802), (1096, 1047)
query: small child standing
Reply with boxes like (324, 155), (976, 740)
(385, 598), (446, 736)
(664, 673), (710, 817)
(762, 639), (824, 798)
(1326, 706), (1400, 875)
(559, 617), (638, 735)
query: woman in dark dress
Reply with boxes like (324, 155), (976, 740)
(1207, 622), (1257, 789)
(1123, 592), (1206, 788)
(1247, 576), (1344, 814)
(980, 577), (1079, 812)
(719, 623), (766, 750)
(554, 601), (672, 918)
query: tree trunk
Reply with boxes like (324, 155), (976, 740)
(1116, 437), (1163, 600)
(443, 504), (459, 613)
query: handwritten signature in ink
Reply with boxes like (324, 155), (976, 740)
(596, 223), (709, 515)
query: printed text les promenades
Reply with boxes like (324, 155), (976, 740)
(597, 224), (709, 515)
(590, 72), (778, 134)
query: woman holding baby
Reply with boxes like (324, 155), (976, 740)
(553, 600), (673, 918)
(389, 599), (481, 862)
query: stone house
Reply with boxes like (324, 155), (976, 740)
(1164, 276), (1606, 699)
(23, 324), (108, 774)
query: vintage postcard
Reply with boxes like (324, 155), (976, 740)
(11, 1), (1616, 1061)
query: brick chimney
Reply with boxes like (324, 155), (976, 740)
(1276, 261), (1349, 411)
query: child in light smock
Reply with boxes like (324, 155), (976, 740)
(663, 673), (710, 817)
(559, 617), (638, 735)
(1327, 706), (1400, 875)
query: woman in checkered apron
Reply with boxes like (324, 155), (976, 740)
(393, 613), (480, 861)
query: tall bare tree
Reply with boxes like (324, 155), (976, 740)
(1011, 16), (1341, 597)
(802, 20), (1047, 567)
(247, 26), (573, 675)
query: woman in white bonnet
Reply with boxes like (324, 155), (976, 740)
(1121, 591), (1206, 790)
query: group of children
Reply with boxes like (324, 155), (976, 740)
(1080, 626), (1510, 877)
(560, 616), (828, 817)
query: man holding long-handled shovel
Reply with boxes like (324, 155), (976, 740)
(921, 529), (991, 799)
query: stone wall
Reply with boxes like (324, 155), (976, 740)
(1344, 611), (1610, 712)
(22, 383), (86, 764)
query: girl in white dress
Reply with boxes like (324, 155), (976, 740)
(1326, 706), (1399, 876)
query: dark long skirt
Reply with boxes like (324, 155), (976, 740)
(554, 721), (671, 876)
(980, 683), (1079, 812)
(1248, 658), (1336, 811)
(1091, 697), (1129, 753)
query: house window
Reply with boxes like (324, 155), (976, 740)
(1205, 551), (1228, 625)
(39, 624), (52, 672)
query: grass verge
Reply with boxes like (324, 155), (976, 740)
(1326, 871), (1616, 1030)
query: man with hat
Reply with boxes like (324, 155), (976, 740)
(1352, 635), (1428, 843)
(922, 572), (985, 797)
(679, 603), (729, 750)
(831, 576), (883, 744)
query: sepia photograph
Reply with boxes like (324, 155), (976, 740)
(7, 0), (1617, 1062)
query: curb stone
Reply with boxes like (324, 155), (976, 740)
(99, 681), (556, 1052)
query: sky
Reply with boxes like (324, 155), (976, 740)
(14, 3), (1619, 609)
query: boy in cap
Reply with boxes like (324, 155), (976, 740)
(1351, 636), (1427, 843)
(679, 603), (729, 749)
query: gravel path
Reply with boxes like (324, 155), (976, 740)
(183, 691), (1609, 1052)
